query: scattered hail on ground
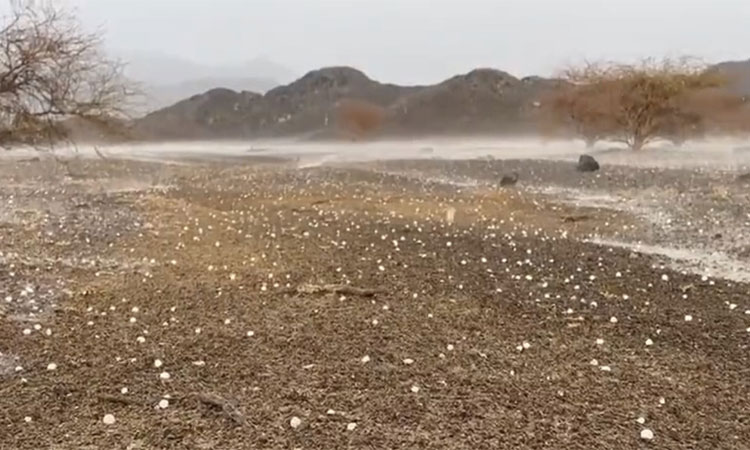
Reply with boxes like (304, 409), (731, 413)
(0, 141), (748, 449)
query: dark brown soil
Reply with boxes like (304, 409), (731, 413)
(0, 157), (748, 449)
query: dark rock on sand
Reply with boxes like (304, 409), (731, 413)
(577, 154), (600, 172)
(499, 172), (519, 186)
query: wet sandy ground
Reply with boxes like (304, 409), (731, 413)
(0, 149), (749, 449)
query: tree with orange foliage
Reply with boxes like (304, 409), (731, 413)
(336, 99), (385, 140)
(547, 58), (730, 150)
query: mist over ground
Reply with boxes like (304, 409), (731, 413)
(6, 136), (750, 170)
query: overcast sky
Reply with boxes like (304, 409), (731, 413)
(55, 0), (750, 84)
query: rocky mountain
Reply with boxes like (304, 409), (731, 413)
(134, 88), (262, 140)
(383, 69), (564, 136)
(710, 59), (750, 96)
(133, 66), (557, 140)
(133, 77), (278, 114)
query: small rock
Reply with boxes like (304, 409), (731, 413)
(576, 154), (600, 172)
(499, 172), (519, 187)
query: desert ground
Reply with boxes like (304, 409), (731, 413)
(1, 140), (749, 449)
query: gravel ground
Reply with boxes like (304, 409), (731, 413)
(0, 156), (748, 449)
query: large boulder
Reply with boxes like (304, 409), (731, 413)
(577, 154), (600, 172)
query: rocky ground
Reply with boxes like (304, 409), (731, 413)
(0, 155), (748, 449)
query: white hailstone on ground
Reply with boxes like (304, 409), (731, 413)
(193, 360), (206, 366)
(371, 319), (379, 326)
(246, 331), (255, 337)
(636, 417), (646, 424)
(410, 385), (420, 393)
(326, 409), (336, 415)
(44, 329), (52, 336)
(640, 428), (654, 440)
(522, 341), (531, 350)
(361, 355), (371, 364)
(645, 338), (654, 346)
(446, 344), (455, 351)
(403, 358), (414, 365)
(596, 338), (605, 346)
(136, 336), (146, 344)
(131, 307), (139, 313)
(158, 399), (169, 409)
(129, 317), (137, 324)
(47, 363), (57, 371)
(159, 371), (171, 380)
(22, 329), (31, 336)
(659, 397), (666, 405)
(103, 414), (116, 425)
(290, 416), (302, 429)
(684, 315), (693, 322)
(121, 387), (129, 394)
(195, 328), (202, 334)
(729, 303), (737, 310)
(229, 273), (237, 281)
(616, 272), (622, 278)
(346, 422), (357, 431)
(224, 319), (232, 325)
(154, 359), (163, 368)
(661, 274), (669, 281)
(600, 366), (612, 372)
(24, 416), (32, 423)
(33, 324), (42, 331)
(590, 359), (599, 366)
(439, 353), (446, 359)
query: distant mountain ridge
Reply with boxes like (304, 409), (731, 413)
(132, 66), (557, 140)
(130, 59), (750, 141)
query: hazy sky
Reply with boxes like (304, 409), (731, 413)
(56, 0), (750, 84)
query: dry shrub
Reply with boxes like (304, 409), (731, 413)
(0, 0), (135, 148)
(336, 99), (385, 139)
(542, 57), (744, 149)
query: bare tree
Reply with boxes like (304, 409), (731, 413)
(550, 58), (727, 150)
(0, 0), (134, 148)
